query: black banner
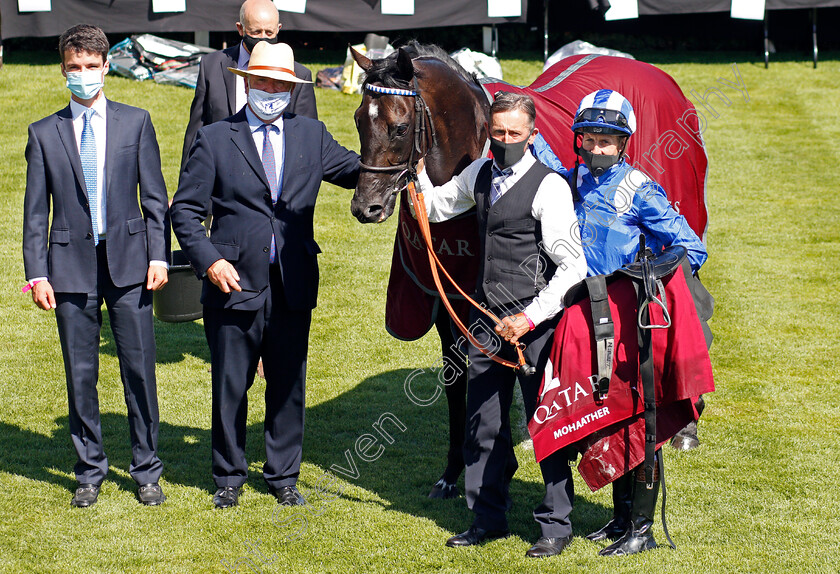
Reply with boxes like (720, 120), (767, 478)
(0, 0), (527, 39)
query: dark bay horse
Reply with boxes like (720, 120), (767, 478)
(351, 43), (488, 498)
(350, 42), (709, 497)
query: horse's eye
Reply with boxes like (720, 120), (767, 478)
(392, 124), (409, 138)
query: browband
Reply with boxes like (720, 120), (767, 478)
(365, 84), (418, 97)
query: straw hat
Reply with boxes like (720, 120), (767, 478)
(228, 41), (312, 84)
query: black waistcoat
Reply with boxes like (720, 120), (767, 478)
(474, 160), (557, 307)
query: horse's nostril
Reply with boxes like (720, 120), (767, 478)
(366, 204), (383, 217)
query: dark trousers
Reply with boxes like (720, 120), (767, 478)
(54, 241), (162, 486)
(203, 267), (312, 490)
(464, 305), (574, 538)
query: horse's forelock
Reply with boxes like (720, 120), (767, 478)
(362, 41), (477, 91)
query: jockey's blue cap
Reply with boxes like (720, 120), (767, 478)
(571, 89), (636, 137)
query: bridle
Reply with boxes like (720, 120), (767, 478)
(358, 78), (437, 195)
(358, 76), (534, 375)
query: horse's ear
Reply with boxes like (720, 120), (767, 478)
(396, 47), (414, 81)
(350, 45), (373, 71)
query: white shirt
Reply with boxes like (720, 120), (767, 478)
(70, 96), (107, 237)
(416, 152), (587, 325)
(235, 42), (250, 113)
(245, 106), (284, 188)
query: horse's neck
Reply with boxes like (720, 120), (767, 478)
(424, 79), (488, 185)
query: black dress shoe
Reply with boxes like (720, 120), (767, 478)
(213, 486), (241, 509)
(137, 483), (166, 506)
(445, 525), (510, 547)
(270, 485), (306, 506)
(525, 535), (573, 558)
(71, 484), (100, 508)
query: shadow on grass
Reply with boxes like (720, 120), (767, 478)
(0, 413), (217, 494)
(0, 367), (609, 538)
(299, 367), (610, 540)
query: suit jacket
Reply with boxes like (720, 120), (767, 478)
(170, 109), (359, 311)
(181, 44), (317, 168)
(23, 100), (168, 293)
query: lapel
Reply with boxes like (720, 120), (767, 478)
(223, 45), (239, 116)
(104, 99), (120, 201)
(281, 114), (299, 196)
(55, 105), (87, 194)
(229, 109), (270, 190)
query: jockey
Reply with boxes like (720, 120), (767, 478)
(570, 89), (709, 556)
(571, 89), (707, 276)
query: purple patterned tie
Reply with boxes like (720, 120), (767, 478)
(260, 124), (279, 263)
(490, 166), (512, 205)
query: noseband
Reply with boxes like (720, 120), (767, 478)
(359, 78), (438, 194)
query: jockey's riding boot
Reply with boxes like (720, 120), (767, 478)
(586, 472), (633, 541)
(599, 466), (659, 556)
(671, 395), (705, 451)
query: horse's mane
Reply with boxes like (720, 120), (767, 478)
(362, 41), (478, 90)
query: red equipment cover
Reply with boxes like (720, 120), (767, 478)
(528, 267), (715, 491)
(481, 54), (709, 240)
(385, 189), (477, 340)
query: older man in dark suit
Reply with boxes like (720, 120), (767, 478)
(23, 24), (169, 508)
(171, 41), (359, 509)
(181, 0), (317, 168)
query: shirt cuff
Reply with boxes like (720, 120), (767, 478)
(149, 260), (169, 270)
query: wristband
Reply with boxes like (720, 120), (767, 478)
(21, 279), (42, 294)
(524, 313), (535, 331)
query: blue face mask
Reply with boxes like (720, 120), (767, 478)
(248, 88), (290, 121)
(65, 69), (105, 100)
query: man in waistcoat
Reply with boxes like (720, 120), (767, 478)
(415, 92), (587, 558)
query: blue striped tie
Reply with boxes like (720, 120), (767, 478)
(80, 108), (99, 245)
(260, 124), (279, 263)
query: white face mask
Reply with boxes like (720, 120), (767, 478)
(248, 89), (290, 121)
(65, 69), (105, 100)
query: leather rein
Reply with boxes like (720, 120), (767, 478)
(359, 80), (533, 375)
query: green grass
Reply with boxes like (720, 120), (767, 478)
(1, 50), (839, 574)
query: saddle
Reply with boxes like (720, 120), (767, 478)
(584, 236), (686, 550)
(566, 237), (687, 488)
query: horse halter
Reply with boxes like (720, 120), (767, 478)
(359, 77), (438, 194)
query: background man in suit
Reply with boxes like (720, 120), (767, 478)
(181, 0), (317, 168)
(170, 41), (359, 509)
(23, 24), (169, 508)
(415, 92), (587, 558)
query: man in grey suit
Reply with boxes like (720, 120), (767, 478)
(171, 41), (358, 509)
(22, 24), (169, 508)
(181, 0), (317, 168)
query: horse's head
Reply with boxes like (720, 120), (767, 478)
(350, 44), (490, 224)
(350, 47), (417, 223)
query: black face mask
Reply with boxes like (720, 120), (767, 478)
(242, 34), (278, 53)
(579, 148), (621, 178)
(489, 136), (529, 170)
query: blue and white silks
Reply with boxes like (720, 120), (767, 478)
(530, 135), (707, 277)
